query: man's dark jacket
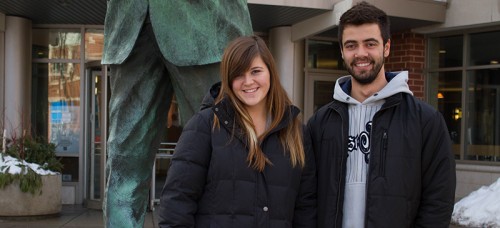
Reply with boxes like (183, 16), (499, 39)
(159, 84), (317, 227)
(307, 87), (456, 227)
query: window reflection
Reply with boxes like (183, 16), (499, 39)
(85, 29), (104, 61)
(428, 35), (463, 68)
(32, 29), (81, 60)
(470, 31), (500, 66)
(431, 71), (462, 159)
(33, 63), (81, 154)
(308, 40), (345, 70)
(428, 30), (500, 162)
(466, 69), (500, 161)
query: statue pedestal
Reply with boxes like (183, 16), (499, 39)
(0, 175), (61, 216)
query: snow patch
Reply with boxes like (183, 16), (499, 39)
(0, 154), (59, 175)
(452, 178), (500, 227)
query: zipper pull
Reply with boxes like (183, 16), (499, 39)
(382, 131), (388, 149)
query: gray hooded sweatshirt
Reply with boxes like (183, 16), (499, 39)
(333, 71), (413, 228)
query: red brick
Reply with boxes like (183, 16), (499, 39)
(393, 50), (406, 57)
(391, 63), (406, 69)
(407, 50), (424, 56)
(413, 80), (424, 86)
(390, 44), (403, 51)
(415, 56), (425, 62)
(414, 44), (425, 51)
(388, 56), (402, 63)
(408, 62), (424, 69)
(402, 56), (414, 62)
(403, 44), (414, 50)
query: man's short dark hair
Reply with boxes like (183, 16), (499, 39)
(338, 1), (391, 45)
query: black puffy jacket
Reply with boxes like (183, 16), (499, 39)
(159, 87), (316, 228)
(307, 92), (456, 228)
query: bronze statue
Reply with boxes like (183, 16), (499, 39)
(101, 1), (253, 226)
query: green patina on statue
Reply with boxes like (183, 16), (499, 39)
(101, 1), (253, 227)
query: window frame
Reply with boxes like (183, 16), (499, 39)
(425, 26), (500, 165)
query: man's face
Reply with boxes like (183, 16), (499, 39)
(341, 23), (390, 85)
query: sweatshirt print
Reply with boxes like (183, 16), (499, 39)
(333, 71), (413, 228)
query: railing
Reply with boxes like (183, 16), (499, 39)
(150, 142), (177, 210)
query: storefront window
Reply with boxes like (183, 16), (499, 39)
(32, 27), (106, 195)
(428, 35), (463, 68)
(32, 29), (81, 60)
(32, 27), (89, 187)
(427, 30), (500, 162)
(465, 69), (500, 161)
(32, 62), (81, 154)
(469, 31), (500, 66)
(430, 71), (462, 159)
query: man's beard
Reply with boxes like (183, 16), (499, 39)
(345, 57), (384, 85)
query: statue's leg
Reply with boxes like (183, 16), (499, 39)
(163, 61), (220, 125)
(104, 23), (173, 227)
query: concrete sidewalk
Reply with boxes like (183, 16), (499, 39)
(0, 204), (466, 228)
(0, 204), (159, 228)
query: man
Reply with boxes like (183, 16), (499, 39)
(101, 1), (253, 227)
(307, 2), (456, 227)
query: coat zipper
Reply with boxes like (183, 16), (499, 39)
(334, 104), (347, 227)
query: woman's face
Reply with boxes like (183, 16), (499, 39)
(231, 55), (271, 112)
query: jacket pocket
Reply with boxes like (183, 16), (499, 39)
(379, 130), (388, 177)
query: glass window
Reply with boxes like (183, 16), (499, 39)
(307, 40), (345, 70)
(428, 35), (463, 68)
(85, 29), (104, 61)
(465, 69), (500, 161)
(427, 29), (500, 163)
(429, 71), (463, 159)
(32, 63), (81, 154)
(469, 31), (500, 66)
(60, 157), (79, 182)
(32, 29), (81, 60)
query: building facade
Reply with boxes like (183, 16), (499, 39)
(1, 0), (499, 208)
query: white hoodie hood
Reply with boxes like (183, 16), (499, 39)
(333, 71), (413, 105)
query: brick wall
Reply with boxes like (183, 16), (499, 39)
(385, 31), (426, 99)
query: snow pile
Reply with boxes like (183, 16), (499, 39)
(452, 178), (500, 227)
(0, 154), (59, 175)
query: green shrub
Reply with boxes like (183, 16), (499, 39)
(0, 135), (63, 195)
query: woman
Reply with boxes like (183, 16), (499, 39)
(158, 35), (316, 228)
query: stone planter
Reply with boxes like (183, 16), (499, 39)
(0, 174), (61, 216)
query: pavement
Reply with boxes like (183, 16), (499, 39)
(0, 204), (160, 228)
(0, 204), (466, 228)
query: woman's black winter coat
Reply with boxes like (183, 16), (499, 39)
(159, 93), (316, 228)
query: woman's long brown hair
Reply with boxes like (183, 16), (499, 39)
(214, 35), (305, 172)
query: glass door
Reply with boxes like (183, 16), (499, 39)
(84, 62), (108, 209)
(304, 72), (343, 121)
(304, 38), (346, 121)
